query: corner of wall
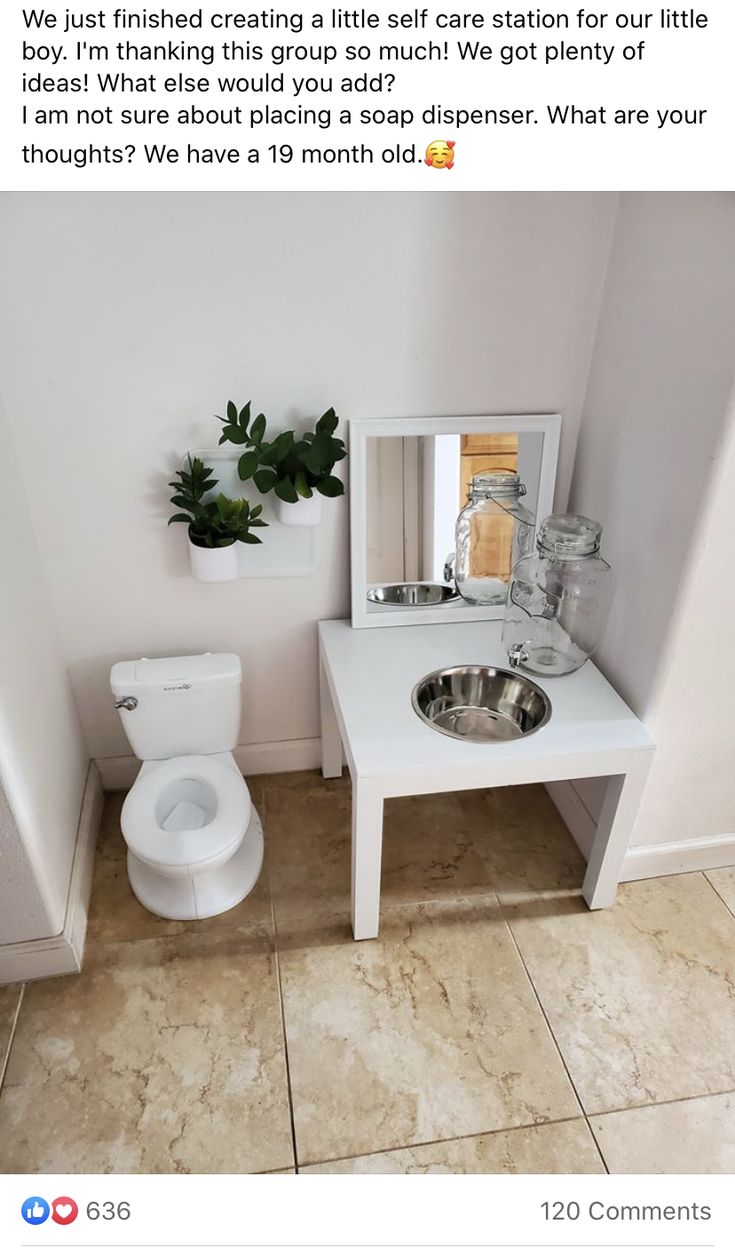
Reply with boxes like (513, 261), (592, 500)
(0, 762), (103, 985)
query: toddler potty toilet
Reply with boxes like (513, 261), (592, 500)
(110, 653), (263, 921)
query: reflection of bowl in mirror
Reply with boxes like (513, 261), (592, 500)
(411, 665), (551, 743)
(367, 582), (460, 607)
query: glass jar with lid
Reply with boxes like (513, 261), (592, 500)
(454, 470), (535, 605)
(502, 513), (612, 675)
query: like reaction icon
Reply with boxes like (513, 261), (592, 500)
(21, 1197), (50, 1225)
(52, 1197), (79, 1225)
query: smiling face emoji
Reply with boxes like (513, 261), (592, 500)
(425, 139), (455, 169)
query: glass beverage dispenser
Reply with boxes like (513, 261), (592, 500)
(502, 513), (612, 675)
(454, 470), (535, 606)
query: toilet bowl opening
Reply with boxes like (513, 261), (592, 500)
(155, 777), (218, 833)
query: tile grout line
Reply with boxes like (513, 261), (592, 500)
(0, 982), (25, 1093)
(297, 1112), (593, 1171)
(495, 877), (735, 1153)
(700, 869), (735, 921)
(271, 900), (301, 1174)
(493, 891), (610, 1175)
(586, 1085), (735, 1120)
(264, 782), (301, 1175)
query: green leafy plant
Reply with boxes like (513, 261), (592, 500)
(217, 401), (346, 505)
(168, 455), (268, 548)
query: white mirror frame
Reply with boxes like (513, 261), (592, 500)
(349, 413), (562, 629)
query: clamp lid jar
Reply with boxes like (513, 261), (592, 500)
(537, 513), (602, 559)
(502, 512), (612, 676)
(454, 470), (535, 606)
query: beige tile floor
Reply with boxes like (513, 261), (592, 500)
(1, 771), (734, 1174)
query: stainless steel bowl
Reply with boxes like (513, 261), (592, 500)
(412, 665), (551, 743)
(367, 582), (459, 607)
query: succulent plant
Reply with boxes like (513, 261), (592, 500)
(168, 455), (268, 548)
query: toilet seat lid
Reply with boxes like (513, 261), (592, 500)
(122, 754), (251, 870)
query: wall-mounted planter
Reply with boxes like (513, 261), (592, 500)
(185, 449), (320, 577)
(188, 537), (239, 583)
(275, 495), (323, 527)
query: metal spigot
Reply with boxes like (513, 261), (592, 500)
(507, 643), (529, 670)
(115, 696), (138, 711)
(443, 552), (455, 584)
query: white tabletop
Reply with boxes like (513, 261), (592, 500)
(319, 620), (654, 791)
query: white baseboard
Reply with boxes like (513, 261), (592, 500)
(234, 737), (322, 777)
(93, 753), (140, 791)
(546, 779), (735, 880)
(0, 763), (104, 985)
(624, 834), (735, 879)
(94, 737), (323, 791)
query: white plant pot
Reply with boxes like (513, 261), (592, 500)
(188, 538), (238, 582)
(276, 494), (323, 527)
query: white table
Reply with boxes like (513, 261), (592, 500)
(318, 619), (655, 940)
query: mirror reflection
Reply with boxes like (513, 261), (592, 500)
(365, 431), (545, 612)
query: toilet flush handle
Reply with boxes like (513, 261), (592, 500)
(115, 696), (138, 711)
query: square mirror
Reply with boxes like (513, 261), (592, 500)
(349, 414), (561, 628)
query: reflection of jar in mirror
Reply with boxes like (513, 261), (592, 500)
(502, 514), (612, 676)
(454, 471), (535, 605)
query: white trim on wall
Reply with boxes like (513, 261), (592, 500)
(0, 763), (103, 985)
(95, 738), (324, 791)
(624, 834), (735, 879)
(546, 779), (735, 879)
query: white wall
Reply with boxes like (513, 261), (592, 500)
(631, 391), (735, 846)
(0, 779), (51, 945)
(568, 192), (735, 849)
(0, 193), (616, 769)
(0, 401), (89, 941)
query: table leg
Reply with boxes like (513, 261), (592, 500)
(351, 778), (384, 940)
(319, 655), (343, 779)
(582, 755), (653, 909)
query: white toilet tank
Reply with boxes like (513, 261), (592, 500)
(110, 653), (242, 760)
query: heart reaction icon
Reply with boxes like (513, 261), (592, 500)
(51, 1197), (78, 1226)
